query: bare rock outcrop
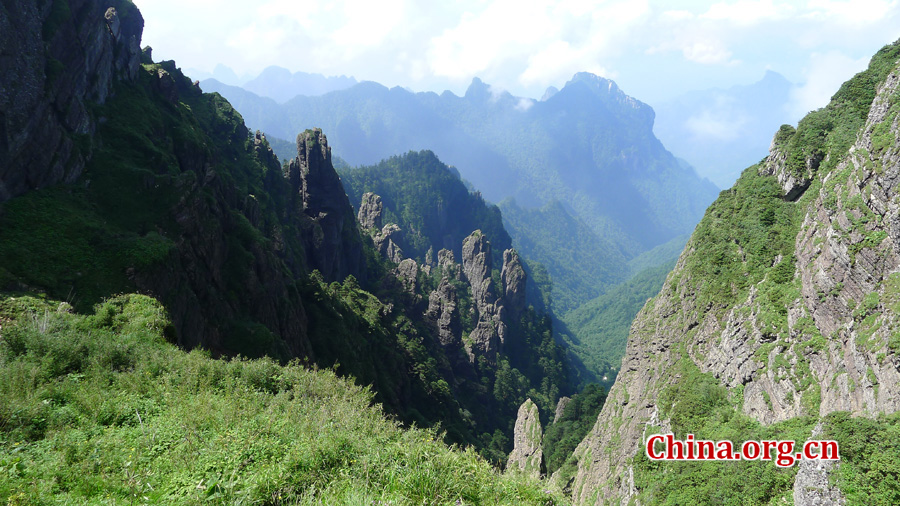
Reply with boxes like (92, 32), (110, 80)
(426, 278), (462, 347)
(0, 0), (143, 202)
(374, 224), (404, 264)
(507, 398), (545, 478)
(358, 192), (383, 229)
(553, 396), (572, 423)
(287, 128), (364, 282)
(502, 248), (527, 318)
(793, 424), (845, 506)
(461, 230), (507, 360)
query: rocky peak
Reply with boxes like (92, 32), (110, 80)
(426, 277), (462, 348)
(252, 131), (280, 170)
(394, 258), (419, 295)
(507, 398), (544, 478)
(553, 396), (571, 423)
(288, 128), (336, 210)
(286, 128), (364, 282)
(374, 224), (404, 264)
(460, 230), (508, 361)
(501, 248), (527, 318)
(462, 230), (495, 305)
(358, 192), (383, 229)
(437, 248), (462, 280)
(561, 72), (655, 128)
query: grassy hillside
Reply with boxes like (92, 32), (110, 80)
(0, 293), (566, 504)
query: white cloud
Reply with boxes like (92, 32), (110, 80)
(681, 41), (735, 64)
(805, 0), (898, 24)
(136, 0), (900, 101)
(515, 98), (535, 111)
(787, 50), (871, 119)
(701, 0), (792, 24)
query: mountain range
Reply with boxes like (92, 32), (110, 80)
(4, 0), (900, 503)
(201, 72), (720, 316)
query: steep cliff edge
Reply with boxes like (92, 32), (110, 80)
(0, 0), (142, 202)
(571, 40), (900, 504)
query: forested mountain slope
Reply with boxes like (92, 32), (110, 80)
(569, 39), (900, 505)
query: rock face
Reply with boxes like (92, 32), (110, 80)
(553, 396), (571, 423)
(570, 52), (900, 504)
(461, 231), (507, 360)
(288, 128), (364, 282)
(507, 398), (544, 478)
(426, 278), (461, 347)
(0, 0), (143, 202)
(502, 248), (527, 319)
(759, 125), (822, 201)
(373, 224), (404, 264)
(793, 424), (845, 506)
(357, 192), (383, 229)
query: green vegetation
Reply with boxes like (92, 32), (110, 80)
(499, 199), (628, 314)
(629, 39), (900, 505)
(0, 49), (570, 469)
(542, 384), (607, 478)
(560, 261), (675, 384)
(0, 293), (565, 504)
(823, 411), (900, 505)
(340, 150), (512, 268)
(678, 167), (799, 320)
(633, 358), (815, 505)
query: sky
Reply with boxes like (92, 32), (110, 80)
(137, 0), (900, 111)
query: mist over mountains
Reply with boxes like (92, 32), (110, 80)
(202, 71), (720, 313)
(654, 70), (796, 189)
(190, 64), (357, 100)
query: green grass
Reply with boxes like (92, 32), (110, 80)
(0, 293), (565, 505)
(632, 357), (815, 505)
(823, 411), (900, 505)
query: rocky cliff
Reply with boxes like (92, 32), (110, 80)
(0, 0), (142, 202)
(570, 41), (900, 504)
(288, 128), (364, 282)
(507, 398), (545, 478)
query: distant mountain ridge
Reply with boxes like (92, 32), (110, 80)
(201, 70), (720, 311)
(242, 66), (357, 102)
(653, 70), (796, 189)
(191, 65), (357, 101)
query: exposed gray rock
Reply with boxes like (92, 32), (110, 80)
(759, 128), (822, 201)
(554, 396), (572, 423)
(460, 230), (507, 360)
(0, 0), (143, 203)
(287, 128), (364, 282)
(507, 398), (544, 478)
(395, 258), (419, 294)
(462, 230), (495, 306)
(374, 224), (404, 264)
(570, 65), (900, 505)
(794, 424), (845, 506)
(437, 248), (462, 280)
(426, 278), (462, 347)
(502, 248), (527, 318)
(357, 192), (383, 229)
